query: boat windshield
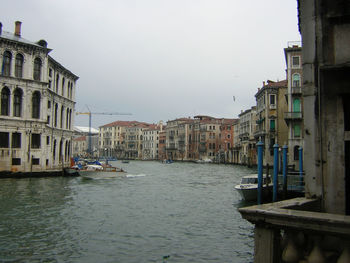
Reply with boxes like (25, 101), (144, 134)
(241, 177), (271, 184)
(241, 178), (258, 184)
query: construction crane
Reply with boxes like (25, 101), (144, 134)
(76, 110), (132, 156)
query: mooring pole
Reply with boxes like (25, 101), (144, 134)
(273, 144), (279, 202)
(257, 141), (264, 205)
(299, 146), (303, 187)
(282, 145), (288, 199)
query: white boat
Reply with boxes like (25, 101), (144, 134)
(234, 174), (273, 201)
(195, 158), (213, 163)
(78, 164), (127, 179)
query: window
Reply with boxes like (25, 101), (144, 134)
(31, 133), (41, 148)
(54, 104), (58, 127)
(12, 158), (21, 165)
(62, 78), (65, 96)
(47, 136), (50, 145)
(2, 51), (12, 76)
(0, 132), (9, 148)
(1, 87), (10, 116)
(292, 56), (300, 67)
(49, 68), (52, 77)
(294, 145), (300, 161)
(13, 88), (22, 117)
(15, 54), (24, 78)
(48, 100), (51, 109)
(270, 119), (275, 131)
(32, 158), (40, 165)
(12, 133), (21, 148)
(293, 98), (301, 112)
(270, 94), (276, 105)
(292, 74), (300, 87)
(33, 57), (42, 81)
(32, 91), (41, 119)
(55, 74), (59, 93)
(60, 106), (64, 128)
(294, 124), (301, 137)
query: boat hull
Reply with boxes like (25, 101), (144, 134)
(78, 170), (127, 179)
(235, 185), (273, 201)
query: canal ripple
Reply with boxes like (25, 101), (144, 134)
(0, 161), (255, 263)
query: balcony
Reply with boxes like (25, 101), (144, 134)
(291, 86), (302, 94)
(166, 143), (177, 150)
(284, 112), (303, 120)
(239, 198), (350, 263)
(254, 129), (266, 138)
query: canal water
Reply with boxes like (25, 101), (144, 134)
(0, 161), (255, 263)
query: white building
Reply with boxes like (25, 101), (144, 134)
(142, 122), (163, 160)
(0, 21), (78, 173)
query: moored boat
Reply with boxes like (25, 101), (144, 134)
(234, 174), (273, 201)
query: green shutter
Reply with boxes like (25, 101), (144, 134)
(294, 124), (300, 137)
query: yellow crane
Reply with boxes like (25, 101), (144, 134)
(76, 110), (132, 155)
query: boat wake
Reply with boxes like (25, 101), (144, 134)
(126, 174), (146, 178)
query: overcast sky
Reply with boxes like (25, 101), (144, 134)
(2, 0), (300, 128)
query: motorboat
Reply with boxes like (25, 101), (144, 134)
(78, 164), (127, 179)
(234, 174), (273, 201)
(69, 158), (127, 179)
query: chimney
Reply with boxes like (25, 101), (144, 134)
(0, 22), (2, 35)
(15, 21), (22, 37)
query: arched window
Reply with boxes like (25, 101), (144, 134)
(292, 74), (300, 87)
(53, 139), (57, 161)
(33, 57), (42, 81)
(54, 103), (58, 127)
(60, 105), (64, 128)
(32, 91), (41, 119)
(62, 78), (65, 96)
(15, 54), (24, 78)
(293, 98), (301, 112)
(13, 88), (23, 117)
(2, 51), (12, 76)
(55, 74), (59, 93)
(66, 108), (69, 129)
(1, 87), (10, 115)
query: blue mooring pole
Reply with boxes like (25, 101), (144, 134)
(299, 146), (303, 187)
(282, 145), (288, 199)
(257, 141), (264, 205)
(273, 144), (279, 202)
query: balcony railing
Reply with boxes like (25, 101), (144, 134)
(239, 198), (350, 263)
(284, 112), (303, 120)
(254, 129), (266, 137)
(292, 86), (302, 94)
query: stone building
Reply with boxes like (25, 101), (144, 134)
(239, 1), (350, 262)
(255, 80), (288, 166)
(238, 107), (257, 166)
(142, 122), (163, 160)
(99, 120), (150, 159)
(284, 43), (304, 169)
(0, 21), (78, 173)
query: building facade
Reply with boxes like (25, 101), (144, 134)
(0, 21), (78, 172)
(142, 122), (163, 160)
(255, 80), (288, 166)
(284, 43), (304, 170)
